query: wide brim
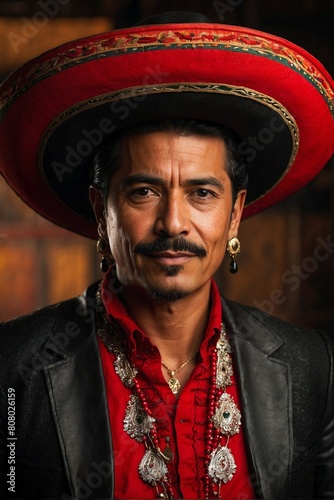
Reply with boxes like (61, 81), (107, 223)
(0, 21), (333, 238)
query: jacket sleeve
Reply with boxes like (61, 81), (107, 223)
(314, 332), (334, 498)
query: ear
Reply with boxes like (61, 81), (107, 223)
(228, 189), (246, 239)
(89, 185), (106, 236)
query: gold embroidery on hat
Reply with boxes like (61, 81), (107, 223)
(37, 82), (300, 218)
(0, 29), (333, 115)
(40, 81), (299, 172)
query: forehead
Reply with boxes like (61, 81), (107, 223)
(117, 131), (229, 177)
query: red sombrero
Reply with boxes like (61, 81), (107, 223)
(0, 11), (333, 239)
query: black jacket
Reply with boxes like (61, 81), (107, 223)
(0, 282), (333, 499)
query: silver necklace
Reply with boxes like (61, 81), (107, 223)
(97, 305), (241, 498)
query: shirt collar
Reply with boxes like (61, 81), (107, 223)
(100, 267), (222, 360)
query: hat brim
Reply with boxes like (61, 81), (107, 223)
(0, 22), (333, 238)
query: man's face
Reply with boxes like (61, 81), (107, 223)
(96, 131), (245, 301)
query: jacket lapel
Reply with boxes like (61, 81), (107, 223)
(38, 286), (292, 498)
(222, 298), (292, 499)
(43, 288), (113, 499)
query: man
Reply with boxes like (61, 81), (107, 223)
(0, 11), (333, 500)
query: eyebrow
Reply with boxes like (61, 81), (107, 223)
(121, 174), (225, 191)
(121, 174), (165, 188)
(184, 177), (225, 191)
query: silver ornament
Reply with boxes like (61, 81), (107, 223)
(208, 445), (237, 484)
(138, 449), (168, 485)
(124, 395), (155, 441)
(212, 392), (241, 436)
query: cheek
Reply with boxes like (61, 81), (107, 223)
(105, 207), (144, 263)
(197, 209), (230, 246)
(107, 222), (129, 262)
(201, 217), (231, 270)
(105, 208), (125, 258)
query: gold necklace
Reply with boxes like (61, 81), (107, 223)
(97, 313), (241, 498)
(161, 350), (198, 394)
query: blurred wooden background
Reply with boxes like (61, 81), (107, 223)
(0, 0), (333, 336)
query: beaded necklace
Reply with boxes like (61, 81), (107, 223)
(97, 303), (241, 499)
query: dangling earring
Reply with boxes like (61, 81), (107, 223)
(227, 237), (240, 274)
(97, 237), (112, 272)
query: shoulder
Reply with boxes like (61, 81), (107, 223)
(0, 282), (100, 382)
(0, 281), (100, 330)
(222, 297), (333, 421)
(222, 296), (333, 366)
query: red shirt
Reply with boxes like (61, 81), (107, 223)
(98, 278), (255, 499)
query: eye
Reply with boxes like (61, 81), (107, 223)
(197, 189), (209, 197)
(128, 187), (159, 200)
(131, 187), (151, 197)
(193, 188), (215, 199)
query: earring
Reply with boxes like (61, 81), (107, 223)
(97, 237), (112, 273)
(227, 237), (240, 274)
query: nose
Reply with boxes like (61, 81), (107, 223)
(153, 191), (190, 237)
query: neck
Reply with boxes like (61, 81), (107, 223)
(119, 281), (212, 365)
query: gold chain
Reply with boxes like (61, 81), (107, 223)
(161, 350), (198, 394)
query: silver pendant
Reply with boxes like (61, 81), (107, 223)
(212, 393), (241, 436)
(124, 395), (155, 441)
(114, 353), (137, 388)
(138, 449), (168, 485)
(208, 445), (237, 484)
(216, 328), (233, 390)
(97, 324), (138, 387)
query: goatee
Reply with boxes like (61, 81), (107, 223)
(146, 286), (190, 303)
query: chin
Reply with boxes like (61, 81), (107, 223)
(146, 286), (190, 303)
(160, 264), (184, 277)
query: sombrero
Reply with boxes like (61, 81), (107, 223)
(0, 11), (333, 239)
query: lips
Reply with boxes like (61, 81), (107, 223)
(148, 252), (195, 265)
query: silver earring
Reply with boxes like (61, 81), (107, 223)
(227, 237), (240, 274)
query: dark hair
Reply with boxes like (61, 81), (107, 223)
(92, 119), (248, 205)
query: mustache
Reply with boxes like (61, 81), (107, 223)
(135, 237), (207, 258)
